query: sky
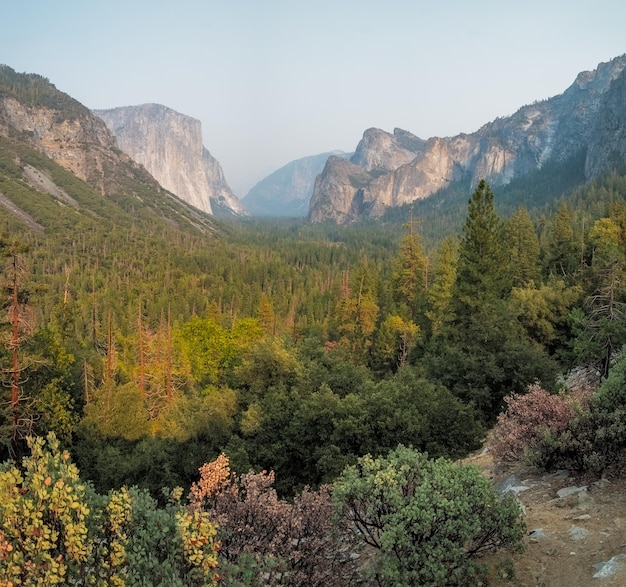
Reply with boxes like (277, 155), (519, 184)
(2, 0), (625, 196)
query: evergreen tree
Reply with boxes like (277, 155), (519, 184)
(544, 201), (578, 278)
(503, 205), (541, 287)
(392, 213), (428, 320)
(427, 181), (557, 422)
(425, 237), (457, 335)
(454, 179), (506, 307)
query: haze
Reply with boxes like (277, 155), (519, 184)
(2, 0), (625, 196)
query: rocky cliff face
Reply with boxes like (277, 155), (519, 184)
(243, 151), (350, 217)
(0, 82), (155, 196)
(585, 67), (626, 177)
(309, 55), (626, 223)
(94, 104), (247, 217)
(0, 65), (217, 234)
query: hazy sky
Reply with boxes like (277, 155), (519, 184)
(2, 1), (625, 196)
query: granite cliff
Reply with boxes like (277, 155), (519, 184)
(586, 66), (626, 178)
(243, 151), (350, 217)
(309, 55), (626, 224)
(0, 69), (159, 197)
(94, 104), (248, 217)
(0, 65), (217, 234)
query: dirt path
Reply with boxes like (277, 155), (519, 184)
(469, 448), (626, 586)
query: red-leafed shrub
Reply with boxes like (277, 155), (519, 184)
(492, 383), (593, 464)
(190, 454), (360, 587)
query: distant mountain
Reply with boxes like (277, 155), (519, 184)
(243, 151), (351, 217)
(94, 104), (248, 218)
(309, 55), (626, 224)
(0, 65), (217, 235)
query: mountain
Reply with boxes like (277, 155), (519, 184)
(586, 65), (626, 177)
(309, 55), (626, 224)
(0, 65), (217, 235)
(94, 104), (248, 218)
(243, 151), (351, 216)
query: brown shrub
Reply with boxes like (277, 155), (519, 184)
(190, 454), (361, 586)
(492, 383), (593, 464)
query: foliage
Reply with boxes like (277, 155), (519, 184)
(510, 279), (582, 355)
(190, 454), (360, 586)
(491, 383), (593, 463)
(333, 445), (525, 586)
(0, 434), (91, 585)
(0, 433), (220, 586)
(526, 351), (626, 474)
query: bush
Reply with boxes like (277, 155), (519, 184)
(332, 445), (525, 587)
(0, 434), (220, 586)
(492, 383), (593, 463)
(529, 353), (626, 474)
(190, 454), (360, 586)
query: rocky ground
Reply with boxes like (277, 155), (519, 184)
(471, 447), (626, 586)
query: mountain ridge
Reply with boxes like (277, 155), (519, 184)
(308, 54), (626, 224)
(0, 65), (218, 236)
(243, 150), (351, 217)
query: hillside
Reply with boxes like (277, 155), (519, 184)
(0, 65), (219, 237)
(473, 445), (626, 586)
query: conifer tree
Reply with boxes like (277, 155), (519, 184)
(427, 181), (556, 421)
(454, 179), (506, 308)
(545, 201), (578, 278)
(503, 205), (541, 287)
(393, 211), (428, 320)
(425, 237), (457, 334)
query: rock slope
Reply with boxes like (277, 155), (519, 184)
(309, 55), (626, 224)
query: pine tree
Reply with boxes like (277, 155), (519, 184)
(545, 201), (578, 278)
(454, 179), (506, 309)
(392, 211), (428, 320)
(427, 181), (557, 422)
(425, 237), (457, 334)
(503, 205), (541, 287)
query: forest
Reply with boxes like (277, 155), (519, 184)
(3, 161), (626, 585)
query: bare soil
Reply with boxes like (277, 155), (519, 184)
(468, 447), (626, 586)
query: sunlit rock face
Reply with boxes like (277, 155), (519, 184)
(94, 104), (247, 217)
(0, 91), (157, 196)
(309, 55), (626, 224)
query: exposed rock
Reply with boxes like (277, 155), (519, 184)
(529, 528), (548, 541)
(309, 54), (626, 224)
(557, 486), (588, 499)
(593, 554), (626, 578)
(586, 66), (626, 177)
(568, 525), (589, 541)
(0, 191), (44, 234)
(496, 474), (531, 496)
(22, 164), (79, 208)
(0, 65), (218, 234)
(94, 104), (248, 217)
(351, 128), (422, 172)
(0, 90), (154, 196)
(308, 156), (374, 224)
(243, 151), (351, 217)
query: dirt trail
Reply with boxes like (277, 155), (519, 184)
(469, 448), (626, 586)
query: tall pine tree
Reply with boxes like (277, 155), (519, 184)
(427, 181), (556, 422)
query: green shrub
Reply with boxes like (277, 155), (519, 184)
(0, 434), (220, 586)
(332, 445), (525, 586)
